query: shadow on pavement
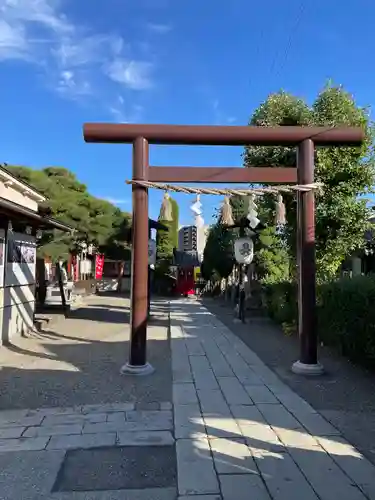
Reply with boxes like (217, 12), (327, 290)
(203, 296), (375, 467)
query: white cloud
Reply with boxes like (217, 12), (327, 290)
(0, 0), (155, 104)
(106, 59), (153, 90)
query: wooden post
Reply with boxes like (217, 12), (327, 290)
(292, 139), (323, 375)
(121, 137), (154, 375)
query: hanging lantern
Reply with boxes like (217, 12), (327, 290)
(148, 239), (156, 265)
(234, 237), (254, 265)
(220, 196), (234, 225)
(247, 195), (260, 229)
(159, 193), (173, 221)
(275, 194), (286, 225)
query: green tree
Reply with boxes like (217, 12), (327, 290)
(202, 223), (235, 280)
(244, 84), (375, 281)
(5, 165), (131, 260)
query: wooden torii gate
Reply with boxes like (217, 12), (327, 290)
(83, 123), (364, 376)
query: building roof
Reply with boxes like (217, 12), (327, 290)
(0, 164), (46, 202)
(0, 197), (73, 232)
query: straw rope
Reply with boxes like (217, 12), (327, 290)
(126, 180), (323, 196)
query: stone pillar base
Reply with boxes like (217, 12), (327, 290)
(120, 362), (155, 376)
(292, 360), (324, 376)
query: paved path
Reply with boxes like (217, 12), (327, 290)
(170, 299), (375, 499)
(204, 297), (375, 465)
(1, 297), (375, 499)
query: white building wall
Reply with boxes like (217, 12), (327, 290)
(0, 170), (44, 345)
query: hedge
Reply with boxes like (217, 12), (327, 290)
(263, 275), (375, 369)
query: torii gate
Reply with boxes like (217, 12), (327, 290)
(83, 123), (364, 376)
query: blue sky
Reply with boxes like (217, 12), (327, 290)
(0, 0), (373, 226)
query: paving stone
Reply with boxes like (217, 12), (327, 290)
(83, 420), (139, 434)
(289, 445), (366, 500)
(47, 432), (116, 450)
(27, 406), (79, 417)
(217, 378), (253, 405)
(172, 348), (193, 383)
(135, 402), (161, 410)
(203, 415), (242, 439)
(257, 404), (304, 430)
(219, 473), (270, 500)
(0, 415), (45, 428)
(185, 337), (205, 356)
(255, 447), (320, 499)
(297, 412), (342, 436)
(23, 423), (83, 437)
(0, 436), (49, 452)
(178, 496), (221, 500)
(197, 389), (232, 417)
(219, 350), (252, 380)
(203, 340), (234, 377)
(173, 370), (194, 384)
(173, 384), (199, 405)
(174, 404), (205, 439)
(274, 392), (317, 415)
(194, 371), (219, 390)
(171, 325), (185, 339)
(0, 427), (26, 439)
(209, 437), (257, 474)
(244, 385), (279, 404)
(230, 405), (267, 426)
(42, 413), (107, 426)
(236, 373), (264, 386)
(126, 410), (172, 426)
(241, 423), (285, 453)
(117, 431), (175, 446)
(316, 436), (375, 499)
(81, 402), (135, 414)
(190, 356), (219, 390)
(176, 438), (220, 496)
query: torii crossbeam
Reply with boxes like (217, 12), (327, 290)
(83, 123), (364, 376)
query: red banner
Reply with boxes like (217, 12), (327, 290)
(95, 254), (105, 279)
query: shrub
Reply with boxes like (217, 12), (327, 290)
(262, 280), (297, 325)
(263, 274), (375, 369)
(318, 275), (375, 367)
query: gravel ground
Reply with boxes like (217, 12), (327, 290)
(203, 297), (375, 466)
(0, 295), (172, 410)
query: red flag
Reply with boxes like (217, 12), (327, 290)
(95, 254), (105, 279)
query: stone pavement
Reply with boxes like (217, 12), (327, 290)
(170, 299), (375, 500)
(1, 296), (375, 498)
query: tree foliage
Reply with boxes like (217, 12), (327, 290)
(5, 165), (131, 260)
(244, 84), (375, 281)
(156, 197), (179, 260)
(202, 223), (235, 280)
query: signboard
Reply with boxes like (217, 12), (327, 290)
(6, 231), (36, 287)
(95, 254), (105, 279)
